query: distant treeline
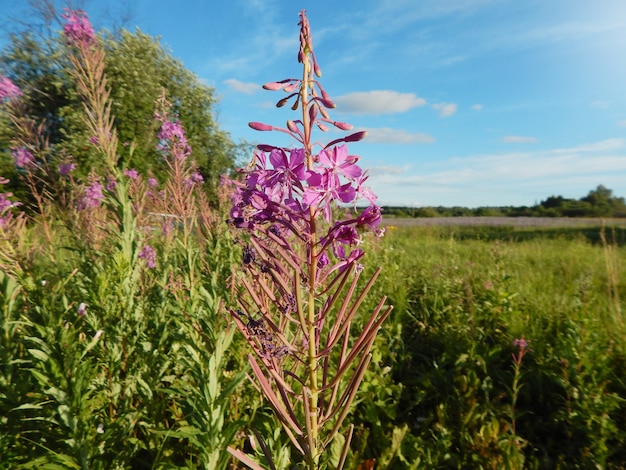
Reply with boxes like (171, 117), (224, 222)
(382, 185), (626, 218)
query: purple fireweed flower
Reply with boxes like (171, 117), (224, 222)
(0, 75), (22, 101)
(318, 145), (362, 182)
(78, 182), (105, 210)
(124, 168), (139, 180)
(513, 337), (529, 350)
(62, 9), (96, 47)
(147, 177), (158, 188)
(183, 171), (204, 188)
(138, 245), (156, 269)
(59, 163), (77, 175)
(89, 136), (99, 145)
(356, 205), (382, 229)
(157, 119), (191, 160)
(12, 147), (35, 169)
(106, 178), (117, 191)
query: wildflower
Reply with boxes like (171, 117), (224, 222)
(59, 163), (77, 175)
(513, 336), (529, 350)
(77, 302), (87, 317)
(0, 75), (22, 101)
(157, 119), (191, 160)
(96, 423), (104, 434)
(12, 147), (35, 169)
(93, 329), (104, 341)
(147, 177), (158, 187)
(62, 9), (96, 47)
(184, 171), (204, 188)
(89, 136), (99, 145)
(124, 168), (139, 180)
(106, 178), (117, 191)
(78, 182), (105, 210)
(138, 245), (157, 269)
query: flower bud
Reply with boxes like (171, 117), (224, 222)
(319, 98), (335, 109)
(314, 61), (322, 77)
(333, 121), (353, 131)
(344, 131), (367, 142)
(263, 82), (284, 91)
(287, 120), (299, 133)
(276, 97), (290, 108)
(257, 144), (278, 152)
(249, 122), (273, 131)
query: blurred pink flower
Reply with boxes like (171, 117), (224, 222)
(0, 75), (22, 101)
(12, 147), (35, 169)
(62, 9), (96, 47)
(59, 163), (77, 175)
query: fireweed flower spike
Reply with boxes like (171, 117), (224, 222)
(228, 10), (392, 470)
(62, 9), (96, 48)
(0, 75), (22, 102)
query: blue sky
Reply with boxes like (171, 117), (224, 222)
(3, 0), (626, 207)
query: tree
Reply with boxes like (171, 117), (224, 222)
(0, 4), (244, 201)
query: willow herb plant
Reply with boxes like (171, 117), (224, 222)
(228, 11), (392, 470)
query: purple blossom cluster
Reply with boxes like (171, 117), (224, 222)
(124, 168), (139, 180)
(156, 118), (191, 161)
(12, 147), (35, 169)
(184, 171), (204, 188)
(62, 9), (96, 48)
(138, 245), (157, 269)
(230, 144), (381, 272)
(59, 162), (77, 176)
(0, 75), (22, 102)
(78, 181), (105, 210)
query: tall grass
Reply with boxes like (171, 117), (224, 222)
(352, 224), (626, 468)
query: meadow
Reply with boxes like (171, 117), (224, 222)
(2, 8), (626, 469)
(2, 213), (626, 468)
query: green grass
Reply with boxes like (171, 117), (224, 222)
(351, 223), (626, 469)
(3, 218), (626, 468)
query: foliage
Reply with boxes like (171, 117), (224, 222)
(351, 223), (626, 468)
(0, 6), (242, 203)
(383, 184), (626, 218)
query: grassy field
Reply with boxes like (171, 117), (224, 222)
(2, 215), (626, 468)
(350, 221), (626, 468)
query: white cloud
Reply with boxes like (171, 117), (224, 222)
(223, 78), (260, 94)
(618, 120), (626, 128)
(334, 90), (426, 115)
(367, 139), (626, 207)
(501, 135), (538, 143)
(432, 102), (457, 117)
(362, 127), (435, 144)
(472, 104), (483, 111)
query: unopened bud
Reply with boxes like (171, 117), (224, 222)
(316, 122), (329, 132)
(249, 122), (273, 131)
(284, 83), (297, 93)
(276, 97), (290, 108)
(344, 131), (367, 142)
(333, 121), (353, 131)
(257, 144), (278, 152)
(287, 120), (299, 133)
(319, 98), (335, 109)
(263, 82), (284, 91)
(314, 61), (322, 77)
(309, 104), (318, 122)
